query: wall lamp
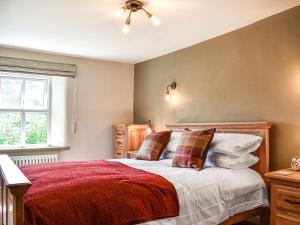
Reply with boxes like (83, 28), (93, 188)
(165, 81), (177, 102)
(147, 120), (153, 134)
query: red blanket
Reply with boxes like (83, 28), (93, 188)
(21, 160), (179, 225)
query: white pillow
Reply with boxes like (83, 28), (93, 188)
(209, 133), (263, 157)
(161, 150), (175, 159)
(205, 152), (259, 169)
(164, 131), (182, 152)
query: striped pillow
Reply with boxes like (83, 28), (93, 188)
(172, 128), (216, 170)
(136, 130), (172, 161)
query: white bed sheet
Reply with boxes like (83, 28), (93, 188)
(111, 159), (268, 225)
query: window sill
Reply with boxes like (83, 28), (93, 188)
(0, 146), (70, 154)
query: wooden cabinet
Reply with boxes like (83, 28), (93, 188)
(113, 124), (148, 159)
(127, 151), (138, 159)
(266, 170), (300, 225)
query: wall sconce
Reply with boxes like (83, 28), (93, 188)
(147, 120), (153, 134)
(165, 81), (177, 102)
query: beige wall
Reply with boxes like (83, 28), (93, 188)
(134, 6), (300, 170)
(0, 47), (134, 160)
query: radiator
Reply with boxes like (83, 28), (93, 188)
(10, 154), (59, 167)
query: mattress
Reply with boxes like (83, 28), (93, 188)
(113, 159), (269, 225)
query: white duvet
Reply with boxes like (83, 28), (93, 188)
(111, 159), (268, 225)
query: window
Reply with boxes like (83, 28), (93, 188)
(0, 74), (50, 147)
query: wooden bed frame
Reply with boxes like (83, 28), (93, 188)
(165, 121), (272, 225)
(0, 121), (271, 225)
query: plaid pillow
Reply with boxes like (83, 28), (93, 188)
(172, 128), (216, 170)
(136, 130), (172, 161)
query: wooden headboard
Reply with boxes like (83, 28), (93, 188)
(165, 122), (272, 182)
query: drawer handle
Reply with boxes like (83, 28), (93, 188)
(117, 142), (122, 145)
(284, 198), (300, 205)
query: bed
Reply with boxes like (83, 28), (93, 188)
(113, 159), (268, 225)
(0, 121), (271, 225)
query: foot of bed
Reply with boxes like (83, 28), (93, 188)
(260, 209), (269, 225)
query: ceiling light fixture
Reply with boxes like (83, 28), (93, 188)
(115, 0), (160, 34)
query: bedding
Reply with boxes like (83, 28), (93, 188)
(21, 160), (179, 225)
(205, 152), (260, 169)
(136, 130), (172, 160)
(161, 150), (175, 159)
(172, 128), (216, 170)
(164, 132), (262, 157)
(164, 131), (182, 152)
(209, 133), (263, 157)
(113, 159), (269, 225)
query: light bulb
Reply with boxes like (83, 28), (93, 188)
(165, 93), (171, 101)
(150, 16), (160, 26)
(122, 24), (130, 34)
(114, 8), (125, 18)
(147, 127), (152, 134)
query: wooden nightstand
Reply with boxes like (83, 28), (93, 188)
(127, 151), (138, 159)
(265, 169), (300, 225)
(112, 124), (148, 159)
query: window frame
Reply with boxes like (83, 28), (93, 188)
(0, 73), (51, 147)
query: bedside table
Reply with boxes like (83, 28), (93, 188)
(265, 169), (300, 225)
(127, 151), (138, 159)
(113, 124), (148, 159)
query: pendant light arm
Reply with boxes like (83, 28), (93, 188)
(125, 11), (132, 25)
(141, 8), (152, 18)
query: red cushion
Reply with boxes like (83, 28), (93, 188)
(136, 130), (172, 161)
(172, 128), (216, 170)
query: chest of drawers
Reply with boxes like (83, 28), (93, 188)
(113, 124), (148, 159)
(266, 170), (300, 225)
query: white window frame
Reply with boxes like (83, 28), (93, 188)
(0, 73), (51, 147)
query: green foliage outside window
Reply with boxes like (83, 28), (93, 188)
(25, 113), (47, 144)
(0, 113), (21, 145)
(0, 113), (47, 146)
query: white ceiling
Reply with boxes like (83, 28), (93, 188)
(0, 0), (299, 64)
